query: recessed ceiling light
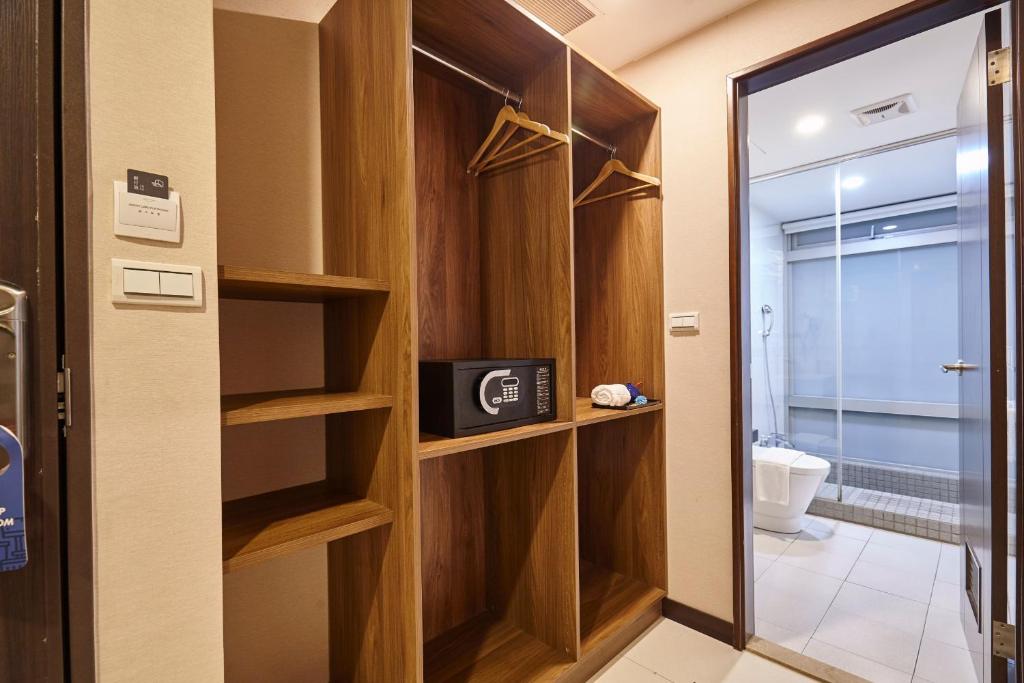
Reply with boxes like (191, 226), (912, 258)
(795, 114), (826, 136)
(881, 224), (898, 231)
(841, 175), (865, 190)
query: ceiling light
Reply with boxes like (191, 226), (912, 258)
(841, 175), (865, 190)
(881, 224), (898, 231)
(795, 114), (826, 136)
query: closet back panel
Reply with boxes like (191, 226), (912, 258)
(573, 114), (664, 401)
(319, 1), (421, 680)
(414, 67), (485, 360)
(577, 412), (667, 589)
(419, 431), (579, 656)
(478, 47), (575, 422)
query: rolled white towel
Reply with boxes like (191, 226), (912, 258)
(591, 384), (632, 407)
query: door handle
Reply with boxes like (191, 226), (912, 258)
(941, 360), (979, 375)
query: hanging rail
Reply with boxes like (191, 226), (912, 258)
(412, 42), (523, 108)
(571, 127), (617, 156)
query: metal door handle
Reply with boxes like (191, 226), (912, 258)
(941, 360), (979, 374)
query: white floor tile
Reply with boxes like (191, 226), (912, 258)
(754, 529), (797, 560)
(935, 544), (959, 584)
(869, 529), (943, 555)
(830, 582), (928, 636)
(754, 554), (774, 580)
(923, 604), (977, 652)
(775, 541), (860, 580)
(592, 655), (669, 682)
(622, 618), (813, 682)
(847, 557), (935, 603)
(758, 560), (844, 601)
(813, 605), (922, 673)
(803, 638), (912, 683)
(792, 527), (868, 556)
(859, 540), (940, 578)
(930, 580), (960, 612)
(755, 618), (812, 653)
(803, 515), (874, 541)
(913, 637), (980, 683)
(755, 580), (835, 637)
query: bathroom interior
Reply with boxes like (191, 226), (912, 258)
(746, 8), (1016, 681)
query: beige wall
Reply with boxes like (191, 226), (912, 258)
(616, 0), (911, 621)
(88, 1), (224, 680)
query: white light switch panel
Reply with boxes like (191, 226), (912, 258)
(113, 181), (181, 243)
(670, 311), (699, 332)
(112, 259), (202, 307)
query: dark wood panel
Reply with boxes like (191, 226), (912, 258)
(485, 430), (579, 659)
(319, 0), (422, 679)
(579, 560), (664, 654)
(218, 265), (390, 302)
(423, 612), (573, 683)
(577, 412), (667, 589)
(570, 51), (659, 136)
(412, 0), (565, 92)
(420, 450), (488, 642)
(480, 47), (576, 422)
(573, 114), (664, 401)
(414, 67), (484, 360)
(0, 0), (64, 679)
(222, 482), (393, 573)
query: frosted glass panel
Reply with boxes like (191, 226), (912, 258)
(790, 257), (836, 397)
(841, 244), (958, 403)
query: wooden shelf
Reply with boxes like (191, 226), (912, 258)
(418, 420), (574, 460)
(574, 397), (664, 427)
(218, 265), (390, 302)
(221, 389), (392, 426)
(223, 481), (393, 573)
(579, 561), (666, 655)
(423, 612), (573, 683)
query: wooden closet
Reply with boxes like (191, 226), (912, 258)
(214, 1), (666, 681)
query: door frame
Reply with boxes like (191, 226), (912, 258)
(59, 0), (95, 679)
(726, 0), (1023, 671)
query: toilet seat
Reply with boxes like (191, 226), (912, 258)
(752, 446), (828, 475)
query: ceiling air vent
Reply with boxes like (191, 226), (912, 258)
(850, 94), (918, 126)
(515, 0), (597, 35)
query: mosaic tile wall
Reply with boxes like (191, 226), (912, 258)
(819, 456), (958, 503)
(809, 483), (960, 544)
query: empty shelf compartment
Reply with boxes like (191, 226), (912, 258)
(579, 561), (665, 654)
(223, 481), (393, 573)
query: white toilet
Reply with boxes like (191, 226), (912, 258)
(752, 445), (831, 534)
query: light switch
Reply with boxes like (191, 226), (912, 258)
(111, 258), (203, 307)
(670, 311), (700, 332)
(160, 271), (194, 297)
(123, 268), (160, 295)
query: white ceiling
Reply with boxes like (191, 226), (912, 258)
(565, 0), (759, 69)
(212, 0), (333, 22)
(747, 12), (984, 178)
(749, 136), (957, 224)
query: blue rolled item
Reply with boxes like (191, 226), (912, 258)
(634, 395), (648, 406)
(625, 383), (640, 400)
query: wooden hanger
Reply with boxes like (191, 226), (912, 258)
(573, 158), (661, 208)
(468, 105), (569, 175)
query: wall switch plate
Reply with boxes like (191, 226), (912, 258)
(113, 180), (181, 243)
(670, 311), (699, 332)
(111, 259), (203, 307)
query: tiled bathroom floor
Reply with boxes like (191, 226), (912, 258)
(754, 514), (1002, 683)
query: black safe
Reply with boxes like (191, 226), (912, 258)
(419, 359), (555, 437)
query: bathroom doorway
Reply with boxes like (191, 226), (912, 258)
(729, 2), (1022, 681)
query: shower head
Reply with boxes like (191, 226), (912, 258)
(760, 304), (774, 337)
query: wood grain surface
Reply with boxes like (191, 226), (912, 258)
(220, 389), (392, 426)
(218, 265), (390, 302)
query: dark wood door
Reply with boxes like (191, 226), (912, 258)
(0, 1), (66, 680)
(956, 9), (1009, 683)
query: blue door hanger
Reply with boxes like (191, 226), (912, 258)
(0, 425), (26, 571)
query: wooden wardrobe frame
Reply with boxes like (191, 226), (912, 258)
(214, 1), (668, 680)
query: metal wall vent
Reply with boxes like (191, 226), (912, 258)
(850, 93), (918, 126)
(514, 0), (597, 35)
